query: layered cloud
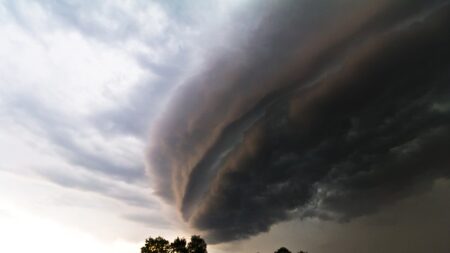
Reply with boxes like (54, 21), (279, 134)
(148, 0), (450, 243)
(1, 3), (272, 250)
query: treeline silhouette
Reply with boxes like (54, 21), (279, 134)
(273, 246), (308, 253)
(141, 235), (307, 253)
(141, 235), (206, 253)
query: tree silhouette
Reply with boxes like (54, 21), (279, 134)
(141, 236), (170, 253)
(141, 235), (207, 253)
(141, 235), (306, 253)
(274, 247), (291, 253)
(171, 237), (188, 253)
(187, 235), (207, 253)
(274, 246), (308, 253)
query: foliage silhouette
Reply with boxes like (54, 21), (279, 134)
(141, 236), (170, 253)
(274, 247), (291, 253)
(141, 235), (307, 253)
(188, 235), (207, 253)
(141, 235), (207, 253)
(274, 246), (308, 253)
(171, 237), (188, 253)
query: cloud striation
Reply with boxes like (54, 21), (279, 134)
(147, 0), (450, 244)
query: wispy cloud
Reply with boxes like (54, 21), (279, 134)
(0, 1), (261, 251)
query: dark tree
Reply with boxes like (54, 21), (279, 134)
(274, 247), (291, 253)
(141, 235), (207, 253)
(171, 237), (188, 253)
(187, 235), (207, 253)
(141, 236), (170, 253)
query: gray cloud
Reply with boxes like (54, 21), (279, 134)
(1, 0), (242, 215)
(147, 0), (450, 244)
(37, 166), (154, 208)
(123, 212), (171, 228)
(92, 50), (189, 138)
(8, 95), (145, 183)
(92, 77), (173, 138)
(231, 179), (450, 253)
(5, 0), (162, 43)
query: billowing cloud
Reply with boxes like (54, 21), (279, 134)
(148, 0), (450, 243)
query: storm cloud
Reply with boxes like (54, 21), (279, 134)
(147, 0), (450, 244)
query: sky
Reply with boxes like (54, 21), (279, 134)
(0, 1), (449, 253)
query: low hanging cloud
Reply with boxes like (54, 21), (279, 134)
(147, 0), (450, 244)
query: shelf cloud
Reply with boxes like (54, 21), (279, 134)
(147, 0), (450, 244)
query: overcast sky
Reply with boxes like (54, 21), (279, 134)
(1, 1), (450, 253)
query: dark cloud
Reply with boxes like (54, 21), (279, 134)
(147, 0), (450, 244)
(232, 179), (450, 253)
